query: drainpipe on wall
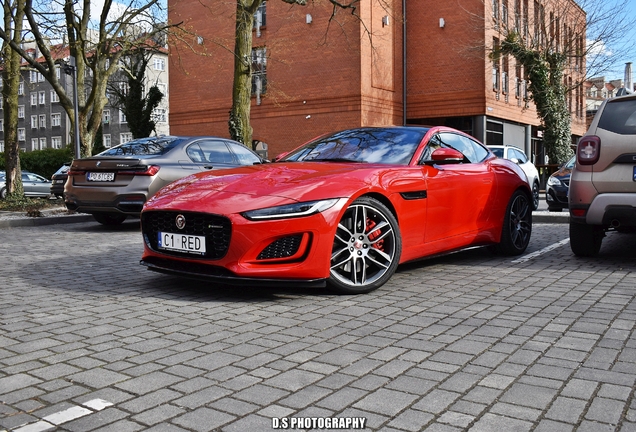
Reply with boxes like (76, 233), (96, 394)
(402, 0), (407, 125)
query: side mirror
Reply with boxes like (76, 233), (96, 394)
(423, 148), (465, 165)
(509, 157), (520, 165)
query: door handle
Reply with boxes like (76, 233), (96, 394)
(204, 165), (214, 169)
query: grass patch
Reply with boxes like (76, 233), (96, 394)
(0, 195), (64, 213)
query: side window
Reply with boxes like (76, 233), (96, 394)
(420, 134), (445, 162)
(198, 140), (236, 164)
(186, 143), (206, 163)
(514, 148), (528, 163)
(228, 142), (261, 165)
(440, 133), (477, 162)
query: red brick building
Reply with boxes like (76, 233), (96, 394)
(168, 0), (587, 164)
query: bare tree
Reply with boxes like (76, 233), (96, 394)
(0, 0), (175, 157)
(1, 0), (25, 197)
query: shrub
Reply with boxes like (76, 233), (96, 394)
(0, 147), (74, 179)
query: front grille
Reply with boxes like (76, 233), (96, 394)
(142, 211), (231, 259)
(257, 235), (302, 260)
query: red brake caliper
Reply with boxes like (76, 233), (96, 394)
(366, 219), (384, 251)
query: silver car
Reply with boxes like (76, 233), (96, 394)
(1, 171), (52, 199)
(64, 136), (265, 225)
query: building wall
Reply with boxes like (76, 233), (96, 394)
(169, 0), (403, 155)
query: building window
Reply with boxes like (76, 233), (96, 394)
(119, 110), (127, 123)
(51, 113), (61, 127)
(39, 91), (46, 105)
(153, 57), (165, 71)
(251, 47), (267, 97)
(56, 66), (61, 79)
(153, 108), (167, 123)
(104, 134), (111, 148)
(0, 141), (4, 152)
(502, 0), (508, 27)
(51, 90), (59, 103)
(39, 114), (46, 128)
(103, 109), (110, 124)
(119, 82), (129, 95)
(39, 137), (47, 149)
(32, 138), (39, 151)
(18, 105), (25, 118)
(31, 93), (38, 106)
(254, 1), (266, 35)
(31, 115), (38, 129)
(492, 0), (499, 25)
(0, 120), (3, 131)
(30, 70), (38, 83)
(486, 120), (504, 145)
(120, 132), (132, 144)
(52, 136), (62, 149)
(18, 128), (26, 141)
(492, 38), (500, 92)
(18, 82), (24, 95)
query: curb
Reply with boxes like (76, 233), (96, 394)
(0, 213), (94, 228)
(533, 211), (569, 224)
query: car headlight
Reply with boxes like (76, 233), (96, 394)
(547, 176), (562, 187)
(242, 198), (340, 220)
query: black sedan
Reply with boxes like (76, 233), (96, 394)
(545, 155), (575, 212)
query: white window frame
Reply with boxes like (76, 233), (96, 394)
(103, 109), (110, 124)
(31, 115), (38, 129)
(18, 105), (25, 118)
(153, 57), (165, 71)
(39, 137), (47, 149)
(103, 134), (112, 148)
(31, 138), (39, 150)
(120, 132), (132, 144)
(51, 113), (61, 127)
(119, 110), (127, 123)
(30, 70), (38, 83)
(52, 136), (62, 149)
(0, 141), (4, 152)
(39, 114), (46, 128)
(39, 91), (46, 105)
(18, 82), (24, 95)
(31, 93), (38, 106)
(153, 108), (167, 123)
(18, 128), (26, 141)
(50, 90), (60, 103)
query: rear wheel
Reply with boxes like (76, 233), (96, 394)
(0, 188), (6, 200)
(93, 213), (127, 225)
(495, 190), (532, 255)
(570, 221), (604, 256)
(328, 197), (401, 294)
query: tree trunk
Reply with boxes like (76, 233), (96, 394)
(2, 0), (25, 197)
(229, 0), (259, 146)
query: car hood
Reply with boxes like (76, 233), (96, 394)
(145, 162), (394, 213)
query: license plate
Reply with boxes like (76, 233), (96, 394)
(633, 166), (636, 181)
(87, 172), (115, 182)
(158, 232), (206, 255)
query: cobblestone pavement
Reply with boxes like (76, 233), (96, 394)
(1, 221), (635, 432)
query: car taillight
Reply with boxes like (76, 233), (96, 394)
(570, 208), (587, 217)
(577, 136), (601, 165)
(118, 165), (160, 176)
(68, 170), (86, 176)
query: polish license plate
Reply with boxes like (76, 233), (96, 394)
(87, 172), (115, 182)
(633, 166), (636, 181)
(158, 232), (206, 255)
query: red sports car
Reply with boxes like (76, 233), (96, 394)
(140, 126), (532, 293)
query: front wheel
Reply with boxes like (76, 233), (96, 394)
(495, 190), (532, 255)
(532, 181), (540, 210)
(93, 213), (127, 225)
(0, 188), (6, 200)
(570, 221), (603, 256)
(328, 197), (402, 294)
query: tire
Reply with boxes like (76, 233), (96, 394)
(93, 213), (127, 225)
(495, 190), (532, 255)
(328, 197), (402, 294)
(570, 221), (603, 256)
(532, 181), (540, 210)
(0, 188), (6, 200)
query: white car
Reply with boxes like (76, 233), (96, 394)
(488, 145), (540, 210)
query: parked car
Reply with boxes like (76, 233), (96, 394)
(50, 163), (71, 199)
(488, 145), (540, 210)
(140, 126), (532, 294)
(545, 155), (575, 212)
(1, 171), (52, 199)
(64, 136), (266, 225)
(569, 92), (636, 256)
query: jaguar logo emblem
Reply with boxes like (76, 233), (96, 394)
(175, 214), (186, 230)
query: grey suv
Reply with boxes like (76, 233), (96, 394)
(569, 93), (636, 256)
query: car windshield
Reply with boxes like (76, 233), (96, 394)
(282, 128), (427, 165)
(98, 137), (183, 156)
(598, 97), (636, 135)
(565, 155), (575, 169)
